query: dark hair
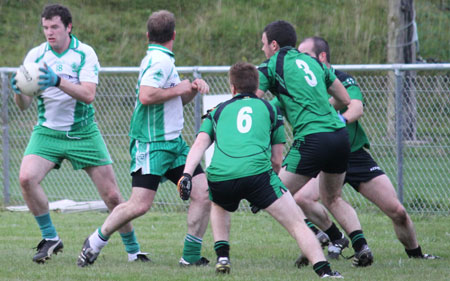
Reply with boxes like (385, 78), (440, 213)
(301, 36), (331, 63)
(41, 4), (72, 28)
(229, 62), (259, 94)
(263, 20), (297, 48)
(147, 10), (175, 44)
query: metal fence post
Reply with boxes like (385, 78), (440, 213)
(193, 67), (202, 134)
(1, 71), (11, 205)
(394, 68), (404, 204)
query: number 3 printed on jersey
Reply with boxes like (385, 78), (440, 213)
(237, 106), (253, 133)
(296, 59), (317, 87)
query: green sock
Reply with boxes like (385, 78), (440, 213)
(304, 219), (320, 234)
(120, 229), (140, 254)
(349, 230), (367, 252)
(98, 227), (110, 241)
(35, 213), (57, 239)
(182, 234), (203, 263)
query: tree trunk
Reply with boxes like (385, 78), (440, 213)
(387, 0), (417, 140)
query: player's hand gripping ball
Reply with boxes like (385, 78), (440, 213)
(177, 173), (192, 201)
(13, 63), (44, 96)
(38, 63), (61, 90)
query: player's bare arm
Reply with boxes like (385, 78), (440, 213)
(329, 97), (364, 123)
(255, 89), (265, 98)
(181, 78), (209, 105)
(327, 79), (350, 109)
(58, 80), (97, 104)
(271, 143), (284, 174)
(139, 79), (192, 105)
(183, 132), (212, 175)
(14, 93), (34, 111)
(341, 98), (363, 123)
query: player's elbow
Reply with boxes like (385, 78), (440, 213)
(342, 95), (351, 106)
(139, 94), (156, 105)
(357, 109), (364, 119)
(84, 95), (95, 104)
(271, 162), (281, 174)
(16, 103), (29, 111)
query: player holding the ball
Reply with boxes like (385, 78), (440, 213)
(9, 4), (149, 264)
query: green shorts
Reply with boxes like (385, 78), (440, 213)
(129, 136), (190, 176)
(24, 123), (113, 170)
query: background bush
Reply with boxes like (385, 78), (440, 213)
(1, 0), (448, 67)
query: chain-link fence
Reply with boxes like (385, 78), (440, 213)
(1, 64), (449, 214)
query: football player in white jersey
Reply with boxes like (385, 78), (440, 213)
(77, 10), (211, 267)
(10, 4), (148, 264)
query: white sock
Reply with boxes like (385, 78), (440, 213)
(88, 230), (108, 253)
(46, 235), (60, 241)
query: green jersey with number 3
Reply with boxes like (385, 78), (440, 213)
(258, 46), (345, 140)
(200, 93), (285, 182)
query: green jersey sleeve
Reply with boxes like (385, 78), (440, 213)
(323, 64), (337, 88)
(258, 60), (272, 92)
(269, 96), (281, 108)
(346, 84), (363, 102)
(271, 104), (286, 145)
(199, 112), (215, 141)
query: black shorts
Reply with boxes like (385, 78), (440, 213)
(208, 170), (287, 212)
(345, 148), (385, 191)
(131, 164), (204, 191)
(283, 128), (350, 177)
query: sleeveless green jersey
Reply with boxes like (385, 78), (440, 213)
(258, 46), (345, 140)
(200, 93), (285, 181)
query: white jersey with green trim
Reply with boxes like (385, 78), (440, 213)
(129, 44), (183, 142)
(23, 35), (99, 131)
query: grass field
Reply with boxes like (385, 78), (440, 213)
(1, 0), (448, 66)
(0, 210), (447, 280)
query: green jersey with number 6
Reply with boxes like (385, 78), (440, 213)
(200, 93), (285, 182)
(258, 46), (345, 140)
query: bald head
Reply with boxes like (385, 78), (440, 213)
(298, 36), (331, 66)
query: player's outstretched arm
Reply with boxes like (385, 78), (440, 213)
(183, 132), (212, 176)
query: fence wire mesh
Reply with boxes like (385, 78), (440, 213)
(1, 66), (449, 214)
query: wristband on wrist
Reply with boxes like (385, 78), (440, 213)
(55, 76), (61, 87)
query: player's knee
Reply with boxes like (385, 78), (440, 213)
(190, 186), (210, 203)
(103, 191), (123, 208)
(390, 204), (409, 225)
(321, 193), (338, 207)
(191, 195), (211, 212)
(128, 201), (151, 217)
(295, 188), (319, 207)
(19, 172), (36, 190)
(295, 194), (309, 209)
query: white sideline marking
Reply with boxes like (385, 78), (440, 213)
(6, 199), (108, 213)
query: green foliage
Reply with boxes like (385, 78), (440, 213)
(0, 0), (448, 67)
(0, 211), (448, 280)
